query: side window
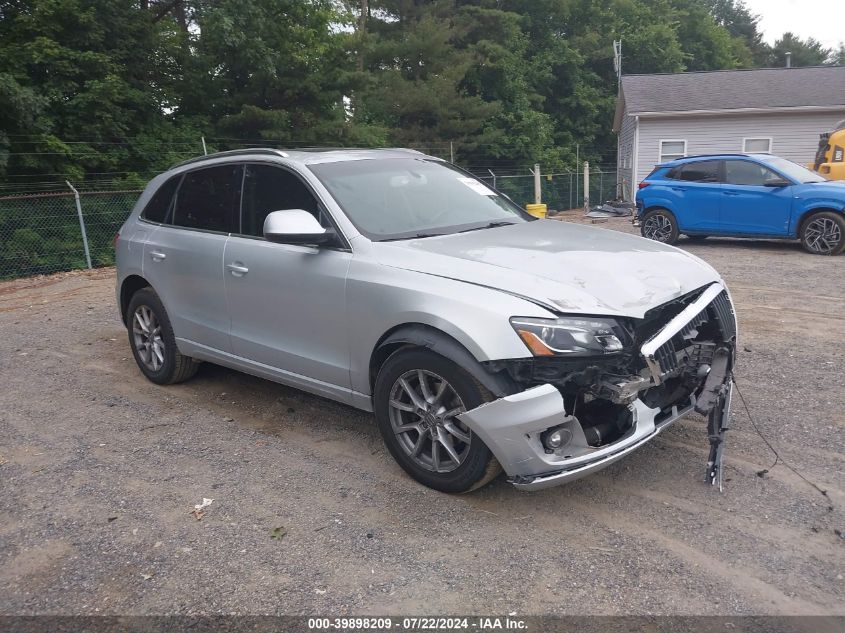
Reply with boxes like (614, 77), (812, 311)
(141, 175), (180, 223)
(665, 166), (683, 180)
(679, 160), (720, 183)
(724, 160), (779, 186)
(240, 164), (327, 237)
(172, 165), (242, 232)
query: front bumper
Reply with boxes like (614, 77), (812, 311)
(457, 281), (735, 491)
(458, 384), (725, 491)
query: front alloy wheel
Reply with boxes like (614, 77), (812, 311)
(388, 369), (472, 473)
(374, 348), (501, 493)
(801, 212), (845, 255)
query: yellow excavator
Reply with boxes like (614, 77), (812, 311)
(809, 119), (845, 179)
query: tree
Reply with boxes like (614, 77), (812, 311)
(768, 33), (832, 67)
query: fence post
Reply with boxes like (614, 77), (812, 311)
(583, 162), (590, 212)
(533, 164), (541, 204)
(488, 169), (496, 190)
(66, 181), (93, 270)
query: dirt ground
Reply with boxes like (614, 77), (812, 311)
(1, 215), (844, 616)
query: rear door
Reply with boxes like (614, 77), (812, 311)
(663, 160), (723, 231)
(223, 163), (352, 393)
(720, 159), (793, 235)
(142, 163), (242, 352)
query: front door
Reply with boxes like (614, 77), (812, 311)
(720, 159), (793, 236)
(223, 163), (352, 393)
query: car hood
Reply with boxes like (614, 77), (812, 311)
(372, 220), (720, 319)
(796, 180), (845, 196)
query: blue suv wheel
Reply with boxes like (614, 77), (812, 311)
(641, 209), (679, 245)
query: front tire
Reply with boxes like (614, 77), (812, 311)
(374, 348), (501, 493)
(641, 209), (679, 244)
(800, 212), (845, 255)
(126, 287), (199, 385)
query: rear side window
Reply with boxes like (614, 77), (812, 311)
(141, 176), (180, 223)
(680, 160), (721, 183)
(665, 166), (683, 180)
(172, 165), (243, 232)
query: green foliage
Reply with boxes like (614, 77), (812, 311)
(0, 0), (833, 186)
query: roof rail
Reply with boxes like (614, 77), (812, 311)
(170, 148), (290, 169)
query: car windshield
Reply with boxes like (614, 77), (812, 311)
(309, 158), (529, 240)
(760, 156), (827, 184)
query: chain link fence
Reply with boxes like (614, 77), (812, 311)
(0, 165), (618, 281)
(477, 166), (619, 211)
(0, 189), (141, 279)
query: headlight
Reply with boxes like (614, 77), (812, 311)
(510, 316), (628, 357)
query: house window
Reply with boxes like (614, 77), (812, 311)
(743, 137), (772, 153)
(659, 139), (687, 163)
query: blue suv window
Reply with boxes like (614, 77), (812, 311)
(725, 160), (779, 186)
(678, 160), (721, 183)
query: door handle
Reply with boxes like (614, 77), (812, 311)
(723, 191), (740, 196)
(149, 250), (166, 261)
(670, 187), (684, 191)
(227, 263), (249, 276)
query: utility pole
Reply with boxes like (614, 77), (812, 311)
(533, 164), (541, 204)
(450, 141), (454, 164)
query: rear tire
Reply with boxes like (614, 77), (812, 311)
(374, 348), (501, 493)
(800, 211), (845, 255)
(641, 209), (679, 245)
(126, 287), (199, 385)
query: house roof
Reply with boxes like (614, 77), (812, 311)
(614, 66), (845, 129)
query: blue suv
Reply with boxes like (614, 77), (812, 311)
(636, 154), (845, 255)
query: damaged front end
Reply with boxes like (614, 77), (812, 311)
(458, 282), (736, 491)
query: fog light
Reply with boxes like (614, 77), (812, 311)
(546, 430), (564, 449)
(542, 427), (571, 452)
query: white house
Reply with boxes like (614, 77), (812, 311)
(613, 66), (845, 200)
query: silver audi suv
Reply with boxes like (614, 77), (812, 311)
(116, 148), (737, 493)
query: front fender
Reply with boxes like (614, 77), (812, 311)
(346, 258), (553, 397)
(791, 201), (845, 235)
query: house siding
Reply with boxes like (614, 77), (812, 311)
(616, 113), (636, 200)
(634, 110), (845, 183)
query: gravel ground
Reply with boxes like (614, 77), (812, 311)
(1, 216), (843, 616)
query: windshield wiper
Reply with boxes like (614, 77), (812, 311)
(379, 232), (448, 242)
(457, 220), (518, 233)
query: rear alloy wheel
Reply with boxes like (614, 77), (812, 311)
(641, 209), (679, 245)
(374, 349), (501, 493)
(800, 212), (845, 255)
(126, 288), (199, 385)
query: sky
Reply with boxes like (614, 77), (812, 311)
(742, 0), (844, 50)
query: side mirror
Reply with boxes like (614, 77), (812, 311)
(263, 209), (335, 246)
(764, 178), (791, 188)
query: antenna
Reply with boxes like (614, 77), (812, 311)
(613, 40), (622, 81)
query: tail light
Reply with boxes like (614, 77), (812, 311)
(638, 181), (650, 190)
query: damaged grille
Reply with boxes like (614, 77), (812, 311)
(641, 286), (735, 384)
(710, 290), (737, 340)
